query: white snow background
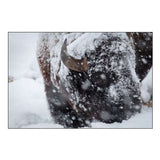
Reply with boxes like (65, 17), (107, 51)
(8, 33), (152, 128)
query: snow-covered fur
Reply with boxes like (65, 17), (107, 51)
(37, 33), (143, 128)
(129, 32), (152, 81)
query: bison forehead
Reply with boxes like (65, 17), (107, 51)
(67, 32), (132, 59)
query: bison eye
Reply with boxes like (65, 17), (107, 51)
(90, 72), (110, 88)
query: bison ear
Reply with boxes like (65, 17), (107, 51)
(61, 39), (89, 72)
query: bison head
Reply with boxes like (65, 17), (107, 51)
(60, 33), (142, 124)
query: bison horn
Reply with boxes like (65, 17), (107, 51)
(61, 39), (89, 72)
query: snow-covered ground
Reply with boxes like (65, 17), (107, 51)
(8, 33), (152, 128)
(9, 76), (152, 128)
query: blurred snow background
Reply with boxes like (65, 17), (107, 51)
(8, 33), (152, 128)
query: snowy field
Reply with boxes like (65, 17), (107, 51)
(8, 33), (152, 128)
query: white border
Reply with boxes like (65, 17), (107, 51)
(0, 0), (160, 160)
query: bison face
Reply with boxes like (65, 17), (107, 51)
(60, 33), (142, 123)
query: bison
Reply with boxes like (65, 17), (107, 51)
(37, 32), (152, 128)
